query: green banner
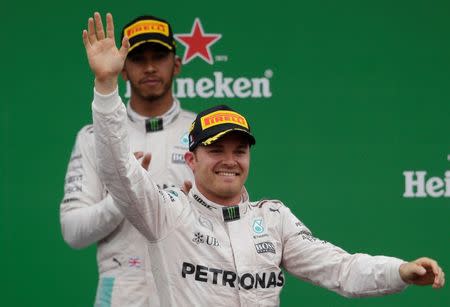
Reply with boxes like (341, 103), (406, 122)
(1, 1), (448, 306)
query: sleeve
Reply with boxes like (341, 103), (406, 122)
(92, 87), (185, 242)
(59, 127), (124, 249)
(280, 206), (408, 297)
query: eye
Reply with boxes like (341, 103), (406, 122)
(235, 147), (248, 155)
(152, 51), (169, 61)
(208, 148), (222, 153)
(129, 54), (144, 62)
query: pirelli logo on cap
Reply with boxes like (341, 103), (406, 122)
(200, 111), (248, 130)
(125, 20), (169, 39)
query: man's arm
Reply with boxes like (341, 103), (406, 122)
(280, 205), (445, 296)
(60, 127), (123, 249)
(60, 135), (153, 248)
(84, 12), (185, 241)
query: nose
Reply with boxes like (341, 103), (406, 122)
(222, 151), (237, 167)
(144, 61), (156, 74)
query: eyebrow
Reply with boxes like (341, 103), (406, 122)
(209, 143), (249, 149)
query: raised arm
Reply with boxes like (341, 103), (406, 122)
(85, 12), (185, 241)
(60, 13), (129, 247)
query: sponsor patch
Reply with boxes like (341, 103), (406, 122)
(180, 132), (189, 146)
(192, 232), (219, 247)
(193, 194), (217, 210)
(181, 262), (284, 289)
(200, 110), (248, 130)
(252, 218), (264, 234)
(255, 242), (276, 254)
(172, 153), (186, 164)
(124, 20), (169, 39)
(223, 206), (240, 221)
(128, 257), (142, 268)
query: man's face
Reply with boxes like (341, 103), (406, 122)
(185, 133), (250, 205)
(121, 44), (181, 102)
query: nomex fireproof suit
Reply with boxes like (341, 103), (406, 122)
(61, 95), (195, 306)
(92, 88), (408, 307)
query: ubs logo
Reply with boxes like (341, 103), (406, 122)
(192, 232), (219, 247)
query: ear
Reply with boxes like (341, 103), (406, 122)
(184, 151), (195, 171)
(173, 55), (182, 77)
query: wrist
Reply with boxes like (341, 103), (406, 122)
(94, 77), (118, 95)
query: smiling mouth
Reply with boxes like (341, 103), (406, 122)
(215, 171), (239, 177)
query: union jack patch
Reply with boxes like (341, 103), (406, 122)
(128, 257), (142, 268)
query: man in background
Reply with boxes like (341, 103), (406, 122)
(60, 13), (195, 306)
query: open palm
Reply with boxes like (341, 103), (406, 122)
(82, 12), (129, 82)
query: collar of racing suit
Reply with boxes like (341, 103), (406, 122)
(126, 97), (181, 133)
(188, 184), (250, 222)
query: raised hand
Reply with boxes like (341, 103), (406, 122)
(82, 12), (129, 94)
(399, 257), (445, 288)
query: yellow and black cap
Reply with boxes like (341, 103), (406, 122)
(188, 105), (256, 151)
(121, 15), (176, 53)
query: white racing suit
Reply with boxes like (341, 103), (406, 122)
(92, 88), (408, 307)
(60, 94), (195, 306)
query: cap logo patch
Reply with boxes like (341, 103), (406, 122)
(125, 20), (169, 39)
(200, 110), (248, 130)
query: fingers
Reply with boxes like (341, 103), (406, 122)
(134, 151), (144, 160)
(415, 263), (427, 276)
(431, 263), (445, 289)
(82, 29), (90, 49)
(416, 257), (438, 275)
(433, 266), (445, 288)
(94, 12), (105, 40)
(414, 257), (445, 289)
(86, 12), (109, 45)
(119, 35), (130, 59)
(87, 17), (96, 45)
(106, 13), (115, 40)
(181, 180), (193, 194)
(141, 153), (152, 170)
(133, 152), (151, 170)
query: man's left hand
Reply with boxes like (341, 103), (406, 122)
(399, 257), (445, 288)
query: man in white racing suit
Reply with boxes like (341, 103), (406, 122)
(86, 12), (445, 307)
(60, 14), (195, 306)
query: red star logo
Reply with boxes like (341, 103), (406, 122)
(175, 18), (222, 65)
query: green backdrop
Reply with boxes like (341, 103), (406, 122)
(1, 0), (449, 306)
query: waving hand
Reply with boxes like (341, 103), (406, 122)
(82, 12), (129, 94)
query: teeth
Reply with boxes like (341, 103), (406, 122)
(216, 172), (237, 176)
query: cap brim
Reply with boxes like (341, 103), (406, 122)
(201, 128), (256, 147)
(128, 39), (173, 53)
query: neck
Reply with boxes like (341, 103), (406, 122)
(129, 91), (174, 117)
(195, 184), (243, 206)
